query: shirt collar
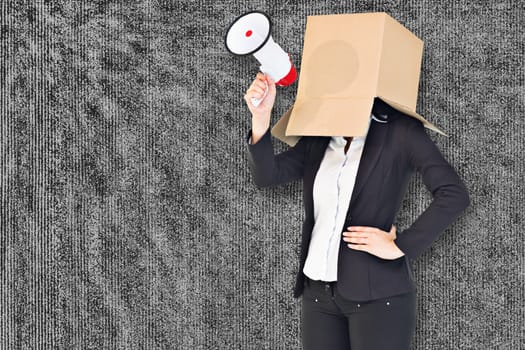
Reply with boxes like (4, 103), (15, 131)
(329, 115), (373, 150)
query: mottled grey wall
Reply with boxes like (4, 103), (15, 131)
(1, 1), (523, 349)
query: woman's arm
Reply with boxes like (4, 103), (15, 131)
(394, 120), (470, 261)
(246, 129), (309, 188)
(244, 73), (276, 143)
(244, 73), (309, 188)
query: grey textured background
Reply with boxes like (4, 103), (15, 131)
(1, 1), (523, 349)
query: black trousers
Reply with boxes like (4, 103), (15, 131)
(301, 278), (416, 350)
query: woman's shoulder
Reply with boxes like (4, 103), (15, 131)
(293, 135), (331, 147)
(288, 136), (331, 159)
(388, 111), (424, 134)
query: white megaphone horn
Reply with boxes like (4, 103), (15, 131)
(225, 11), (297, 107)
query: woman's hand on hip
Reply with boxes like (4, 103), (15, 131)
(342, 225), (405, 260)
(244, 73), (276, 143)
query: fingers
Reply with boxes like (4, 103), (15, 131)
(343, 225), (402, 260)
(343, 232), (368, 245)
(266, 74), (276, 94)
(251, 73), (272, 91)
(343, 235), (370, 245)
(342, 225), (394, 244)
(244, 73), (277, 118)
(342, 227), (371, 240)
(342, 231), (368, 237)
(245, 80), (266, 100)
(345, 225), (395, 236)
(258, 72), (275, 86)
(347, 243), (367, 251)
(244, 74), (274, 102)
(344, 238), (368, 245)
(346, 226), (382, 233)
(245, 86), (265, 101)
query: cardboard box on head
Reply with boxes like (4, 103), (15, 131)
(271, 12), (446, 146)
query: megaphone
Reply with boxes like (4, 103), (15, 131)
(225, 11), (297, 106)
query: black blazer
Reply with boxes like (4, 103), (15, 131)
(246, 103), (470, 301)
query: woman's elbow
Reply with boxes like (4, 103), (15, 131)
(458, 188), (470, 211)
(435, 183), (470, 213)
(451, 184), (470, 212)
(253, 175), (273, 189)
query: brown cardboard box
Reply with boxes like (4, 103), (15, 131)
(272, 12), (445, 146)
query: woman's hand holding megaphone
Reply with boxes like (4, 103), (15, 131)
(244, 73), (276, 144)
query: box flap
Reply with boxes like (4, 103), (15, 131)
(376, 14), (423, 112)
(271, 106), (301, 146)
(286, 97), (373, 137)
(378, 96), (447, 136)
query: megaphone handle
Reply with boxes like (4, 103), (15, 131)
(250, 80), (269, 108)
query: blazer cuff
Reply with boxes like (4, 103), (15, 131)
(246, 128), (272, 148)
(394, 234), (417, 261)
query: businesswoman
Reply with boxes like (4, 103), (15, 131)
(244, 73), (470, 350)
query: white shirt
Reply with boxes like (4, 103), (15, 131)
(303, 118), (373, 281)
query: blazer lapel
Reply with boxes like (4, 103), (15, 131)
(303, 136), (331, 221)
(302, 121), (388, 221)
(348, 119), (389, 209)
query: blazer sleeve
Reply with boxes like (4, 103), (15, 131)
(246, 128), (309, 188)
(394, 121), (470, 261)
